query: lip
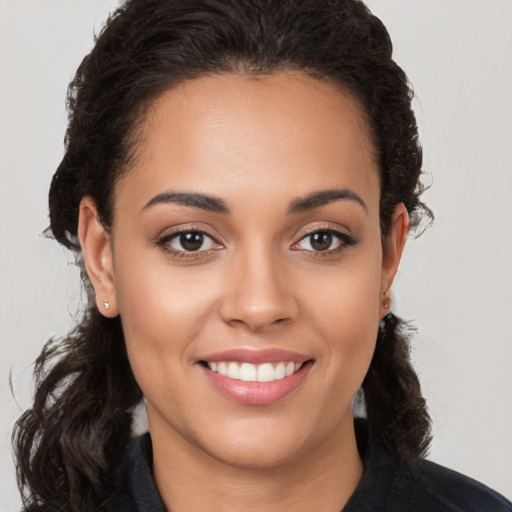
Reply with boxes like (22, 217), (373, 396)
(199, 347), (311, 365)
(198, 348), (314, 405)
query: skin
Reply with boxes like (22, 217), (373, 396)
(79, 72), (408, 512)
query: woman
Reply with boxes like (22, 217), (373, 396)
(12, 0), (512, 511)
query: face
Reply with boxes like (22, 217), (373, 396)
(80, 72), (407, 469)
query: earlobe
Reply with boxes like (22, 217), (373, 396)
(78, 198), (119, 317)
(380, 203), (409, 317)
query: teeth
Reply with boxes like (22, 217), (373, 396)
(227, 362), (240, 379)
(206, 360), (304, 382)
(274, 362), (286, 380)
(240, 362), (257, 381)
(257, 363), (275, 382)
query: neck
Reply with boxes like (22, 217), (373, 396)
(150, 412), (363, 512)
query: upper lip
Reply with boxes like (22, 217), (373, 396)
(199, 348), (311, 365)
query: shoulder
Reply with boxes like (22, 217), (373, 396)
(20, 435), (163, 512)
(22, 506), (62, 512)
(345, 422), (511, 512)
(112, 433), (166, 512)
(404, 458), (512, 511)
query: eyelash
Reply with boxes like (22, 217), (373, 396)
(155, 226), (356, 259)
(155, 227), (222, 259)
(292, 227), (356, 257)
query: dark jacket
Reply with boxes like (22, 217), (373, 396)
(111, 424), (512, 511)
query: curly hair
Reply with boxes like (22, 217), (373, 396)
(14, 0), (432, 510)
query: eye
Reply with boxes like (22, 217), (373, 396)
(158, 230), (220, 255)
(293, 229), (353, 253)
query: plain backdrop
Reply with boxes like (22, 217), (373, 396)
(1, 0), (511, 510)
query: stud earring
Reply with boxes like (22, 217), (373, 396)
(104, 299), (110, 311)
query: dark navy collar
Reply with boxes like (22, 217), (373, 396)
(113, 421), (511, 512)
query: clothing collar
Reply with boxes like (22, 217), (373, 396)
(115, 419), (402, 512)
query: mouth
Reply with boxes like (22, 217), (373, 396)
(198, 349), (314, 405)
(203, 360), (304, 382)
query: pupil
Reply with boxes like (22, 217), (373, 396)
(180, 232), (203, 251)
(311, 231), (332, 251)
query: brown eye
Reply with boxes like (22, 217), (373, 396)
(160, 230), (219, 254)
(310, 231), (333, 251)
(293, 228), (355, 254)
(179, 232), (204, 251)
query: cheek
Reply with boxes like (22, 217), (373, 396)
(306, 249), (382, 380)
(114, 269), (219, 429)
(113, 253), (220, 379)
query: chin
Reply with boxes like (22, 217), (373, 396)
(195, 416), (326, 470)
(205, 438), (306, 470)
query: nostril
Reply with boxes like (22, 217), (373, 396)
(219, 287), (299, 331)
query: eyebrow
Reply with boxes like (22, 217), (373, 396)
(142, 192), (229, 214)
(288, 188), (368, 214)
(142, 187), (367, 215)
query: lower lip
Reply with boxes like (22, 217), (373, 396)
(201, 362), (313, 405)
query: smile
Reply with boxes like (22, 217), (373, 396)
(206, 361), (303, 382)
(199, 349), (313, 405)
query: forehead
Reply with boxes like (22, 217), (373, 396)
(116, 72), (380, 214)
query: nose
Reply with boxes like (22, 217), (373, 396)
(220, 250), (299, 331)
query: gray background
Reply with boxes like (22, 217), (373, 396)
(1, 0), (511, 509)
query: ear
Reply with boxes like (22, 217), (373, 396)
(379, 203), (409, 317)
(78, 197), (118, 317)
